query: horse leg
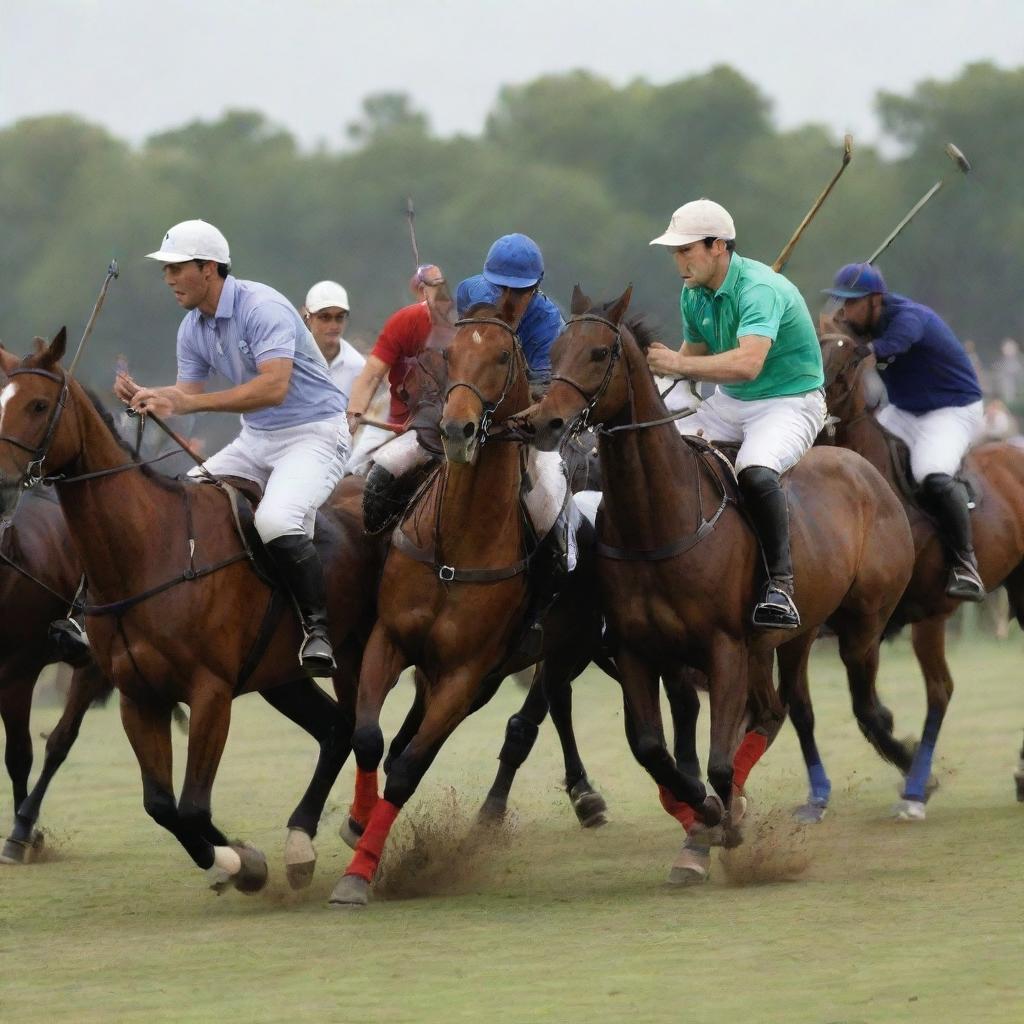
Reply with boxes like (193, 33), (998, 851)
(331, 666), (478, 908)
(383, 668), (426, 774)
(896, 615), (953, 820)
(663, 666), (702, 779)
(479, 663), (548, 822)
(4, 662), (108, 863)
(260, 676), (355, 889)
(833, 613), (913, 777)
(778, 632), (832, 823)
(0, 672), (37, 864)
(177, 678), (267, 893)
(340, 627), (408, 852)
(705, 639), (751, 817)
(545, 653), (608, 828)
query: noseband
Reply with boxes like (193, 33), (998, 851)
(0, 367), (69, 488)
(549, 314), (623, 435)
(443, 316), (523, 445)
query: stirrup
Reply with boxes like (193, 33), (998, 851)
(752, 583), (800, 630)
(299, 632), (336, 677)
(946, 560), (985, 603)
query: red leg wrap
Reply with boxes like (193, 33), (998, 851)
(349, 768), (380, 826)
(345, 799), (400, 881)
(658, 785), (697, 830)
(732, 731), (769, 790)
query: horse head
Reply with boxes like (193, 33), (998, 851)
(0, 328), (77, 518)
(439, 290), (528, 465)
(819, 330), (885, 426)
(525, 284), (633, 451)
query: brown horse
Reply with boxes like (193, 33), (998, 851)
(329, 294), (622, 907)
(816, 332), (1024, 815)
(0, 489), (113, 863)
(520, 286), (915, 879)
(0, 330), (382, 894)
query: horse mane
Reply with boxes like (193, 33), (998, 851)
(589, 299), (660, 353)
(79, 385), (183, 492)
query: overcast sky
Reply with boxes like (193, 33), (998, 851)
(2, 1), (1020, 150)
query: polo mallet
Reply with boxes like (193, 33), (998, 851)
(67, 259), (119, 379)
(406, 196), (421, 270)
(773, 134), (853, 273)
(866, 143), (971, 264)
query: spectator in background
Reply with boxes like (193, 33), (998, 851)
(992, 338), (1022, 406)
(303, 280), (365, 411)
(976, 398), (1018, 443)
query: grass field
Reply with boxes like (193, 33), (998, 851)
(3, 632), (1023, 1024)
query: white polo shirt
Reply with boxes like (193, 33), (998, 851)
(328, 340), (367, 410)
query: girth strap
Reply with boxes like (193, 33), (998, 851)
(391, 524), (531, 583)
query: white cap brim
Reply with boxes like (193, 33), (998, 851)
(144, 249), (195, 263)
(649, 230), (719, 247)
(306, 301), (349, 313)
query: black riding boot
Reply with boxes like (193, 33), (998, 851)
(363, 463), (430, 535)
(921, 473), (985, 602)
(265, 535), (336, 677)
(48, 615), (91, 667)
(738, 465), (800, 630)
(521, 509), (572, 661)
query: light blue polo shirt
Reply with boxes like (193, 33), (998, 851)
(176, 276), (345, 430)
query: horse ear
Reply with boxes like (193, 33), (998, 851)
(496, 288), (528, 330)
(0, 345), (19, 377)
(606, 284), (633, 325)
(38, 327), (67, 368)
(570, 285), (591, 315)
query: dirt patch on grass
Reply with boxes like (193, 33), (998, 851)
(375, 786), (517, 899)
(718, 808), (811, 885)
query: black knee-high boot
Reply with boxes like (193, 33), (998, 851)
(921, 473), (985, 602)
(738, 465), (800, 629)
(265, 535), (336, 676)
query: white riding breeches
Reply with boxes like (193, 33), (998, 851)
(676, 387), (827, 475)
(369, 430), (571, 559)
(346, 424), (396, 477)
(190, 415), (349, 542)
(876, 400), (983, 480)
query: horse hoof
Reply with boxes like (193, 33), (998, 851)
(569, 784), (608, 828)
(700, 792), (724, 828)
(1015, 770), (1024, 803)
(892, 799), (927, 822)
(793, 801), (828, 824)
(667, 842), (710, 886)
(329, 873), (371, 908)
(730, 794), (748, 828)
(284, 828), (316, 890)
(231, 843), (269, 893)
(338, 816), (365, 851)
(1, 838), (30, 865)
(477, 797), (508, 825)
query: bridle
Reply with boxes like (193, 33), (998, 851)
(443, 316), (523, 445)
(821, 334), (877, 434)
(0, 366), (70, 489)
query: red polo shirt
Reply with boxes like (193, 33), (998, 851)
(370, 301), (433, 425)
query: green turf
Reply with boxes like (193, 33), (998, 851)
(2, 632), (1023, 1024)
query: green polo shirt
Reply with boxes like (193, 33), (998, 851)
(681, 253), (824, 401)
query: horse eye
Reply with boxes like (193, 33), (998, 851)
(590, 347), (609, 362)
(498, 350), (511, 365)
(32, 400), (48, 414)
(441, 348), (449, 362)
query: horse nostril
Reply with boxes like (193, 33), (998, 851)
(462, 422), (475, 439)
(549, 418), (564, 432)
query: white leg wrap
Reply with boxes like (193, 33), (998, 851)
(205, 844), (242, 886)
(574, 489), (602, 529)
(373, 430), (432, 477)
(524, 449), (567, 537)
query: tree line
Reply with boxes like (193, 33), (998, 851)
(1, 61), (1020, 408)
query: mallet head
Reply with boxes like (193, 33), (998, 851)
(945, 143), (971, 175)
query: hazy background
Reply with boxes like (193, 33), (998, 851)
(2, 1), (1022, 433)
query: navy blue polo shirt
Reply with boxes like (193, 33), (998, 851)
(872, 293), (981, 414)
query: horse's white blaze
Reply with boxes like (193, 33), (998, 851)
(472, 330), (483, 345)
(0, 381), (18, 412)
